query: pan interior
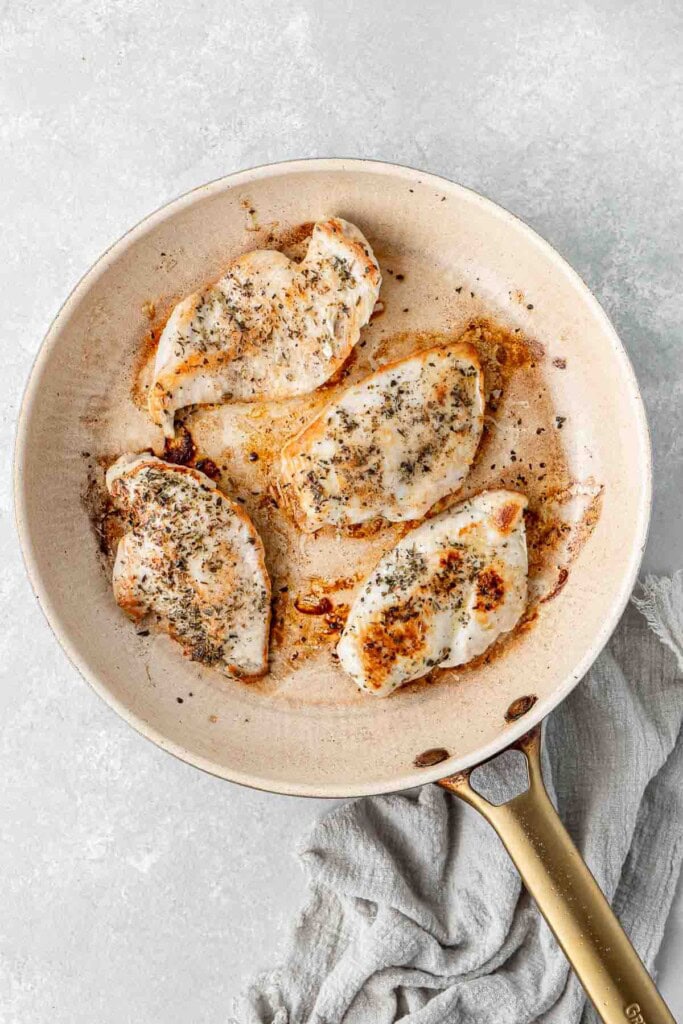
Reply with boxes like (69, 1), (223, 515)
(15, 162), (649, 796)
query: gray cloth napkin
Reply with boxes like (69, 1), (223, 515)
(237, 574), (683, 1024)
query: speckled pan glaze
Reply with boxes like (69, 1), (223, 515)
(14, 159), (651, 797)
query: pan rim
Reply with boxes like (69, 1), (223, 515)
(13, 157), (652, 798)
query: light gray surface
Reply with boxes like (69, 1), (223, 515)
(1, 1), (681, 1021)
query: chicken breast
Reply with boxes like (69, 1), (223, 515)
(278, 341), (484, 531)
(149, 218), (381, 436)
(106, 453), (271, 676)
(337, 490), (528, 695)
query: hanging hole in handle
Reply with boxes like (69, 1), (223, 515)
(469, 749), (530, 805)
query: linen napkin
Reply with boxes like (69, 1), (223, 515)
(237, 574), (683, 1024)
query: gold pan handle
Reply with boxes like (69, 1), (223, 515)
(438, 726), (676, 1024)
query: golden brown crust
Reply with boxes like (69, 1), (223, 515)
(337, 488), (529, 694)
(110, 457), (271, 675)
(492, 495), (526, 534)
(318, 218), (382, 290)
(148, 218), (381, 432)
(357, 605), (428, 692)
(474, 568), (506, 612)
(279, 340), (485, 532)
(118, 458), (269, 559)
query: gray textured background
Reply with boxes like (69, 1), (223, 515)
(2, 1), (682, 1021)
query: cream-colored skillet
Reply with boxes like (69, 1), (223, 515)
(14, 160), (672, 1022)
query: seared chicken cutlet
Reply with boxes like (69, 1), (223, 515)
(149, 218), (381, 436)
(278, 342), (484, 531)
(337, 490), (528, 695)
(106, 454), (271, 676)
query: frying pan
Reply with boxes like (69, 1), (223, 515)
(14, 159), (671, 1023)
